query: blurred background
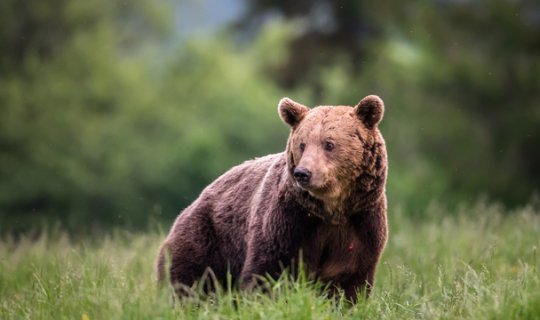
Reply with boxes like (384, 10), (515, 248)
(1, 0), (539, 234)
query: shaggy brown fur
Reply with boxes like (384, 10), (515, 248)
(157, 95), (388, 302)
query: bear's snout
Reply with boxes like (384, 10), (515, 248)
(293, 167), (312, 185)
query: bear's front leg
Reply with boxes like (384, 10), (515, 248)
(239, 247), (285, 291)
(239, 209), (303, 291)
(340, 266), (376, 302)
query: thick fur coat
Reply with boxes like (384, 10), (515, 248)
(157, 95), (388, 301)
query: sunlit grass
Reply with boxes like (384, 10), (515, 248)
(1, 201), (539, 319)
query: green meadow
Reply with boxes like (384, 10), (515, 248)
(2, 201), (539, 320)
(2, 3), (540, 319)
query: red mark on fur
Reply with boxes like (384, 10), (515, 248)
(348, 242), (354, 252)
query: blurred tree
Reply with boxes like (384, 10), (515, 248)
(413, 1), (540, 205)
(234, 0), (382, 89)
(0, 0), (168, 73)
(0, 0), (170, 231)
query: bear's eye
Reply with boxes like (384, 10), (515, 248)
(324, 141), (335, 151)
(299, 143), (306, 153)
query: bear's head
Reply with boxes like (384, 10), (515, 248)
(278, 95), (387, 215)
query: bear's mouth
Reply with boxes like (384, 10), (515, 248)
(295, 180), (310, 189)
(296, 180), (330, 197)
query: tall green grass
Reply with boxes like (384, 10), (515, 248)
(1, 201), (539, 319)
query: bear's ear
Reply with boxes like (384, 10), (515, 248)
(278, 97), (309, 128)
(354, 95), (384, 128)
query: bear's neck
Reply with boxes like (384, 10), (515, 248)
(283, 173), (386, 225)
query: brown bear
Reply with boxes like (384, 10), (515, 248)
(157, 95), (388, 302)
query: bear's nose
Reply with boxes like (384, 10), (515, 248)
(293, 167), (312, 184)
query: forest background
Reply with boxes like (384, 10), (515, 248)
(1, 0), (539, 233)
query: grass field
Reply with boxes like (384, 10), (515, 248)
(1, 201), (539, 319)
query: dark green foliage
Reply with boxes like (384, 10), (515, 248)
(0, 1), (173, 231)
(1, 0), (539, 232)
